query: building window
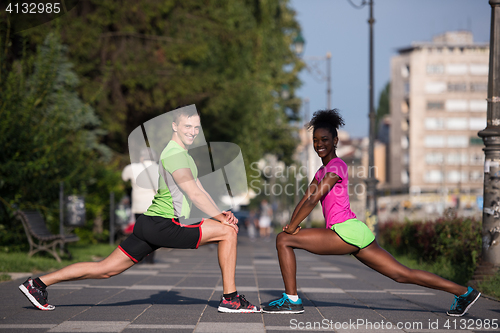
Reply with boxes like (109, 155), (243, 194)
(403, 153), (409, 165)
(446, 64), (467, 75)
(470, 82), (488, 92)
(425, 82), (447, 94)
(425, 136), (445, 147)
(448, 83), (467, 92)
(447, 171), (468, 183)
(470, 137), (483, 146)
(470, 99), (487, 112)
(470, 170), (483, 182)
(426, 153), (444, 165)
(401, 170), (409, 184)
(427, 101), (444, 110)
(469, 118), (486, 130)
(447, 136), (468, 147)
(446, 153), (468, 165)
(401, 120), (408, 131)
(470, 153), (484, 165)
(446, 118), (468, 130)
(424, 170), (443, 183)
(401, 136), (409, 149)
(446, 99), (468, 112)
(470, 64), (489, 75)
(401, 99), (409, 113)
(404, 82), (410, 95)
(425, 118), (444, 130)
(401, 65), (410, 78)
(426, 64), (444, 74)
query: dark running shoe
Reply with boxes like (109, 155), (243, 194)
(262, 293), (304, 314)
(447, 286), (480, 317)
(19, 277), (55, 311)
(218, 294), (261, 313)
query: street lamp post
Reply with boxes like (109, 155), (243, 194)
(478, 0), (500, 269)
(364, 0), (379, 235)
(326, 52), (332, 109)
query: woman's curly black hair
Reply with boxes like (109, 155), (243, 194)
(306, 109), (345, 138)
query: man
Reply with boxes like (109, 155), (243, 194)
(19, 107), (260, 313)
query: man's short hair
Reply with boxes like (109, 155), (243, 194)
(172, 105), (200, 123)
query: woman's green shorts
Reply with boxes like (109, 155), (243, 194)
(330, 218), (375, 249)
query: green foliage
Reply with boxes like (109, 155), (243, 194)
(379, 218), (482, 285)
(0, 32), (122, 247)
(477, 271), (500, 300)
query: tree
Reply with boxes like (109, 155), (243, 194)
(375, 82), (390, 138)
(19, 0), (304, 168)
(0, 32), (120, 246)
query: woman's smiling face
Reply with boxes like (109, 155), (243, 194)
(313, 127), (338, 160)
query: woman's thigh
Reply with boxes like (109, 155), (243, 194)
(353, 241), (410, 278)
(277, 228), (358, 255)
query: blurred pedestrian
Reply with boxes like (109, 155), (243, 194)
(259, 199), (272, 240)
(122, 148), (159, 263)
(246, 209), (258, 242)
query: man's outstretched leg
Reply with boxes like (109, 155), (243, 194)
(199, 218), (260, 313)
(19, 248), (135, 310)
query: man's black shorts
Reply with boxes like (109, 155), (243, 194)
(119, 214), (204, 263)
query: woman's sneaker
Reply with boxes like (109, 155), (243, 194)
(447, 287), (480, 317)
(218, 294), (261, 313)
(19, 278), (55, 311)
(262, 293), (304, 314)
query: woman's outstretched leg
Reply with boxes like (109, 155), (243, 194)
(354, 241), (467, 296)
(275, 229), (358, 295)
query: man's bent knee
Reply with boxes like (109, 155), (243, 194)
(215, 223), (237, 242)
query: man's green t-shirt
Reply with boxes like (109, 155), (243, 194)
(144, 140), (198, 219)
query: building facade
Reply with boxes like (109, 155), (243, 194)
(389, 31), (489, 197)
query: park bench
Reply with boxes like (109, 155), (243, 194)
(15, 210), (79, 262)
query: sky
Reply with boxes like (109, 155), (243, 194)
(289, 0), (491, 138)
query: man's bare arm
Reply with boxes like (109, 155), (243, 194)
(195, 179), (237, 224)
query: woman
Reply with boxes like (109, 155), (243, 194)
(262, 109), (480, 317)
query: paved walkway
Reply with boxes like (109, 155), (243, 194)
(1, 233), (499, 332)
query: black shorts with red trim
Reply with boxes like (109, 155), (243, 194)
(119, 214), (204, 263)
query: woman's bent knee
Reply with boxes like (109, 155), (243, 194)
(276, 232), (291, 248)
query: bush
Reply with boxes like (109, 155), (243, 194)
(379, 218), (482, 285)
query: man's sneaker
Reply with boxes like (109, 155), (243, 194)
(19, 278), (55, 311)
(262, 293), (304, 314)
(218, 294), (261, 313)
(447, 287), (480, 317)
